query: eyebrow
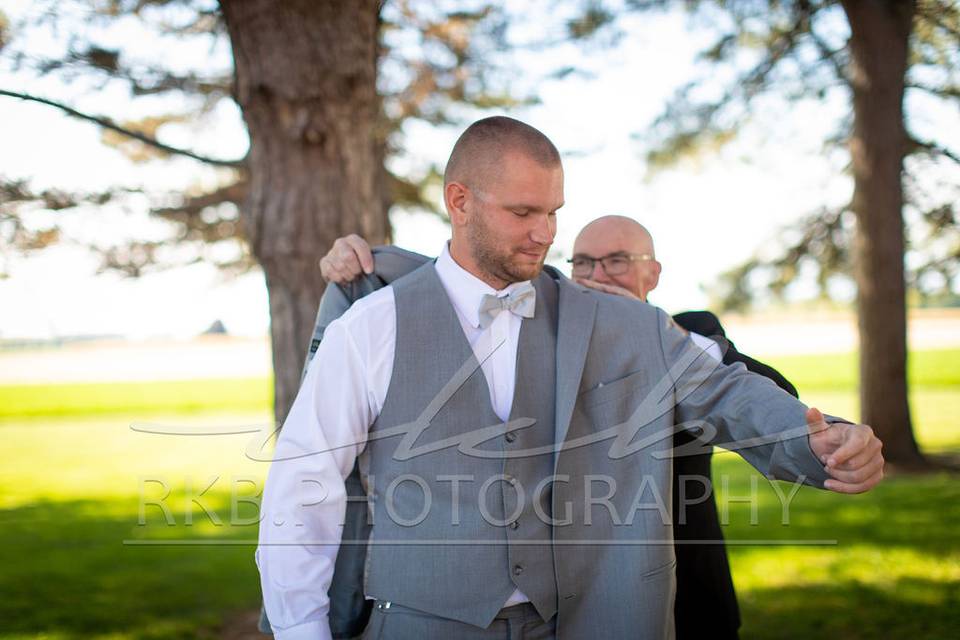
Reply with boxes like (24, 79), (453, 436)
(504, 201), (565, 212)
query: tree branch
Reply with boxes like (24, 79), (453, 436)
(908, 134), (960, 165)
(808, 24), (848, 84)
(0, 89), (246, 167)
(905, 81), (960, 101)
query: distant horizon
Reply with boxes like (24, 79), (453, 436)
(4, 300), (960, 344)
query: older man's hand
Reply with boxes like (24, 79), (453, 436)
(806, 407), (884, 494)
(319, 234), (374, 284)
(574, 278), (642, 301)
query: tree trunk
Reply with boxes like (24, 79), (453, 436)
(841, 0), (926, 469)
(220, 0), (387, 426)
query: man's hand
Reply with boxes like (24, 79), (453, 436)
(806, 407), (884, 494)
(574, 278), (641, 301)
(318, 234), (374, 284)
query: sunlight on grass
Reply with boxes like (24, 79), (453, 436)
(0, 411), (272, 509)
(761, 348), (960, 391)
(0, 410), (273, 639)
(0, 377), (273, 418)
(732, 546), (960, 593)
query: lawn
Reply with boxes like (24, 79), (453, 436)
(0, 410), (270, 639)
(0, 349), (957, 638)
(0, 377), (273, 419)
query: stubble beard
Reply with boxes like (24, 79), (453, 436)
(468, 213), (545, 286)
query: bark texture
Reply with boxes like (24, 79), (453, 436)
(220, 0), (387, 425)
(842, 0), (925, 468)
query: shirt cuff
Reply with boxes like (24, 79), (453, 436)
(273, 618), (331, 640)
(770, 427), (831, 488)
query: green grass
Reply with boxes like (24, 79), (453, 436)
(0, 377), (273, 418)
(0, 348), (957, 638)
(2, 348), (954, 419)
(760, 348), (960, 392)
(0, 411), (271, 639)
(713, 453), (960, 639)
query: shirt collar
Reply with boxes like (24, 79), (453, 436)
(435, 242), (531, 329)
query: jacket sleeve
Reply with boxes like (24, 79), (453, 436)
(656, 308), (829, 488)
(300, 246), (430, 379)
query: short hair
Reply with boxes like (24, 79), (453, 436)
(443, 116), (561, 188)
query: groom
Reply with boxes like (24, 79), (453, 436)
(309, 214), (800, 640)
(257, 116), (884, 640)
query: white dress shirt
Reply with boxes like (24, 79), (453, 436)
(256, 243), (722, 639)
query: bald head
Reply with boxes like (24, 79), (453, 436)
(444, 116), (562, 191)
(572, 215), (661, 300)
(575, 216), (655, 258)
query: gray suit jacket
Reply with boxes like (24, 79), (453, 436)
(264, 246), (827, 639)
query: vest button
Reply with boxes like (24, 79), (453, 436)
(505, 431), (517, 443)
(509, 520), (519, 530)
(513, 564), (524, 576)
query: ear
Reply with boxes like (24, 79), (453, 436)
(445, 182), (470, 227)
(648, 260), (662, 293)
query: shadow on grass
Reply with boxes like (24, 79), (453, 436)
(737, 578), (960, 640)
(713, 457), (960, 551)
(713, 457), (960, 639)
(2, 465), (957, 638)
(0, 495), (261, 639)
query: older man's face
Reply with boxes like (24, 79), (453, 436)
(572, 221), (660, 301)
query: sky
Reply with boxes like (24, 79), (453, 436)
(0, 1), (953, 340)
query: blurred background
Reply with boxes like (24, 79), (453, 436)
(0, 0), (958, 638)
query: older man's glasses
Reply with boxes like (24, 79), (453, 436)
(567, 252), (655, 277)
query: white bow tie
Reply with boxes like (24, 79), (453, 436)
(477, 282), (536, 329)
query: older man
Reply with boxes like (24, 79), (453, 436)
(313, 216), (797, 640)
(257, 116), (883, 640)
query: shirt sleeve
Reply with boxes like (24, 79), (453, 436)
(688, 331), (723, 363)
(256, 317), (379, 640)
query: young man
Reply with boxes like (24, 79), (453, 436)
(312, 214), (800, 640)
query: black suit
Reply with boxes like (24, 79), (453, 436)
(670, 311), (798, 640)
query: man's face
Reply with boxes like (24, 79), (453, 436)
(465, 152), (564, 286)
(572, 221), (660, 300)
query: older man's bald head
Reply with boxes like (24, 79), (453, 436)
(574, 216), (656, 258)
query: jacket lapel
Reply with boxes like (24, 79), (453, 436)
(551, 271), (597, 455)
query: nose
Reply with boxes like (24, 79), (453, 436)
(530, 213), (556, 246)
(590, 259), (610, 283)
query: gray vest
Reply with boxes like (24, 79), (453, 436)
(359, 263), (559, 629)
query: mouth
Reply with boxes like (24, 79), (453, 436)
(518, 249), (546, 261)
